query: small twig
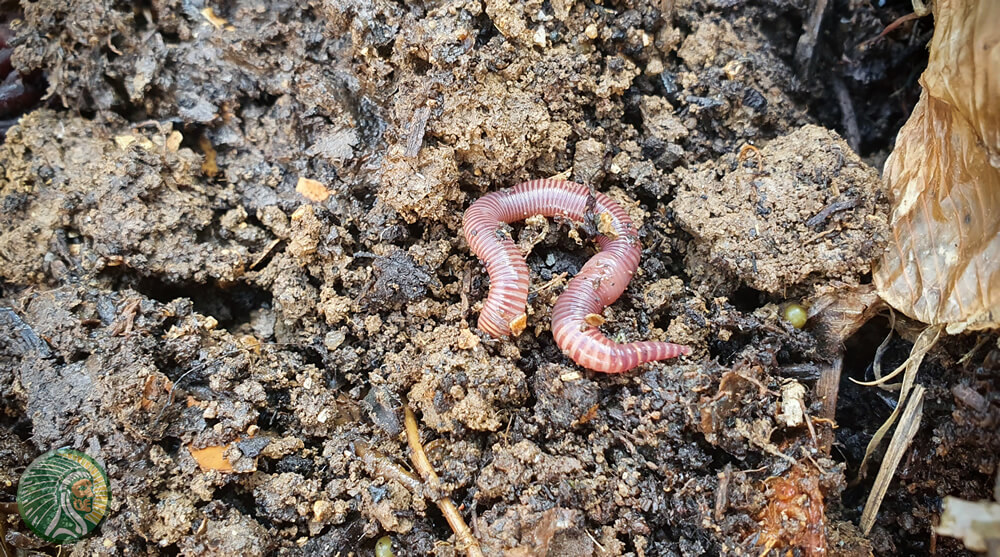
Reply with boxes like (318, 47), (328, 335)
(530, 272), (568, 295)
(860, 384), (926, 535)
(858, 9), (929, 50)
(585, 529), (605, 552)
(805, 198), (859, 229)
(804, 227), (838, 245)
(793, 0), (830, 77)
(798, 399), (819, 450)
(814, 355), (842, 455)
(801, 446), (827, 475)
(958, 335), (991, 366)
(872, 309), (897, 382)
(831, 76), (861, 153)
(405, 407), (485, 557)
(353, 441), (426, 495)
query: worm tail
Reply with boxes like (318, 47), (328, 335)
(552, 305), (691, 374)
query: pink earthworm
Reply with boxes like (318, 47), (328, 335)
(463, 179), (691, 373)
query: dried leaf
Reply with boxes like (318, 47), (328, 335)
(857, 325), (940, 479)
(873, 0), (1000, 332)
(860, 384), (925, 536)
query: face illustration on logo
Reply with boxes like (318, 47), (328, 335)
(17, 448), (110, 544)
(70, 478), (94, 513)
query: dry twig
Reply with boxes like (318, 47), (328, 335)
(861, 384), (926, 535)
(404, 407), (485, 557)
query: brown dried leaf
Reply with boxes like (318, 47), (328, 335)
(873, 0), (1000, 332)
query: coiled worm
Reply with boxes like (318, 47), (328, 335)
(463, 179), (691, 373)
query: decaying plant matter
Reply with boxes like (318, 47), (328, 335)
(873, 0), (1000, 333)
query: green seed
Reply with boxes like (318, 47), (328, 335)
(375, 536), (394, 557)
(783, 303), (808, 329)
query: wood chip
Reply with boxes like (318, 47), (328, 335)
(189, 445), (234, 473)
(560, 371), (581, 382)
(405, 106), (431, 157)
(140, 374), (173, 411)
(584, 313), (605, 327)
(114, 135), (136, 149)
(509, 313), (527, 336)
(199, 135), (219, 177)
(249, 238), (283, 271)
(200, 7), (227, 29)
(166, 130), (183, 152)
(296, 177), (331, 202)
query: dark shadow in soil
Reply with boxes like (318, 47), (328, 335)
(105, 269), (272, 333)
(802, 0), (931, 158)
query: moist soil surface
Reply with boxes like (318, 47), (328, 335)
(1, 0), (996, 556)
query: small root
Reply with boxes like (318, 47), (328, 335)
(404, 407), (485, 557)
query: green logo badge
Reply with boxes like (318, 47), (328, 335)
(16, 448), (110, 544)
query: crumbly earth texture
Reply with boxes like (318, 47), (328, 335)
(0, 1), (994, 556)
(672, 125), (889, 295)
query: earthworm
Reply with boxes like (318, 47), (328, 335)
(463, 179), (691, 373)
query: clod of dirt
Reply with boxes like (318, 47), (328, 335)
(506, 507), (596, 556)
(673, 125), (889, 295)
(531, 363), (600, 432)
(363, 250), (434, 310)
(385, 324), (527, 433)
(176, 508), (275, 556)
(146, 490), (200, 547)
(572, 138), (607, 185)
(251, 472), (323, 523)
(0, 112), (250, 285)
(378, 144), (463, 225)
(476, 439), (584, 502)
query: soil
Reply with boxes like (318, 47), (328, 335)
(0, 0), (995, 556)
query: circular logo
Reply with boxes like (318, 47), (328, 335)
(16, 448), (110, 544)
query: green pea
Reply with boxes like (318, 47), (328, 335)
(783, 303), (808, 329)
(375, 536), (394, 557)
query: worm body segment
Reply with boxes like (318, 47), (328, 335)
(463, 179), (691, 373)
